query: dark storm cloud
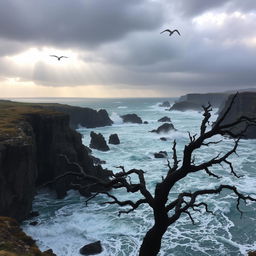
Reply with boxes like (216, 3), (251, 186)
(169, 0), (256, 17)
(0, 0), (256, 95)
(0, 0), (165, 49)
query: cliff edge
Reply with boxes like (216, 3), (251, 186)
(0, 100), (111, 221)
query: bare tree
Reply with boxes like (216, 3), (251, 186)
(49, 93), (256, 256)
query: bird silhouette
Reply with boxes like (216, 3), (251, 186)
(50, 55), (68, 61)
(160, 29), (181, 37)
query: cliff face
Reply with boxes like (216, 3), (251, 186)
(0, 101), (111, 221)
(171, 93), (229, 111)
(217, 92), (256, 139)
(0, 140), (37, 222)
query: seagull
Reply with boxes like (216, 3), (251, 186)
(50, 55), (68, 61)
(160, 29), (181, 37)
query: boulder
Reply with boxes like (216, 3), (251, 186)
(121, 114), (142, 124)
(158, 116), (171, 122)
(109, 134), (120, 145)
(154, 151), (167, 158)
(144, 121), (149, 124)
(80, 241), (103, 255)
(159, 101), (170, 108)
(150, 123), (176, 134)
(160, 137), (167, 141)
(89, 132), (110, 151)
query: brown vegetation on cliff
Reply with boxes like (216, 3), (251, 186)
(0, 216), (56, 256)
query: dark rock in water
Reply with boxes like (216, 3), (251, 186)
(29, 221), (38, 226)
(80, 241), (103, 255)
(159, 101), (170, 107)
(154, 151), (167, 158)
(160, 137), (167, 141)
(169, 101), (202, 111)
(151, 123), (176, 134)
(144, 121), (149, 124)
(90, 132), (110, 151)
(121, 114), (142, 124)
(109, 134), (120, 145)
(158, 116), (171, 122)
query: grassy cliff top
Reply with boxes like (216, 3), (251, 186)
(0, 100), (64, 142)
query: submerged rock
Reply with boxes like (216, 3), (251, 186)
(150, 123), (176, 134)
(80, 241), (103, 255)
(158, 116), (171, 122)
(109, 134), (120, 145)
(121, 114), (142, 124)
(89, 132), (110, 151)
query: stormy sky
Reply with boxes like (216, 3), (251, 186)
(0, 0), (256, 97)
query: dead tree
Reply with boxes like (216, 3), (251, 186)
(49, 93), (256, 256)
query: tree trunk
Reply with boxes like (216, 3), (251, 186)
(139, 224), (167, 256)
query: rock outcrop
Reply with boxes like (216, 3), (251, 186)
(216, 92), (256, 139)
(0, 216), (56, 255)
(171, 93), (229, 111)
(154, 151), (167, 158)
(31, 103), (113, 129)
(121, 114), (142, 124)
(109, 134), (120, 145)
(80, 241), (103, 255)
(158, 116), (171, 122)
(90, 132), (110, 151)
(170, 101), (203, 111)
(150, 123), (176, 134)
(0, 101), (111, 221)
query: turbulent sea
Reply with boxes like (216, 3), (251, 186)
(20, 97), (256, 256)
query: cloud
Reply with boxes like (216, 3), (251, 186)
(0, 0), (256, 96)
(0, 0), (165, 49)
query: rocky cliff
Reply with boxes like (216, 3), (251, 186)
(216, 92), (256, 139)
(171, 92), (229, 111)
(36, 103), (113, 129)
(0, 100), (111, 221)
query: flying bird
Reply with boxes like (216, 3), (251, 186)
(160, 29), (181, 37)
(50, 55), (68, 61)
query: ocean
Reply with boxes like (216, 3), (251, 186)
(19, 97), (256, 256)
